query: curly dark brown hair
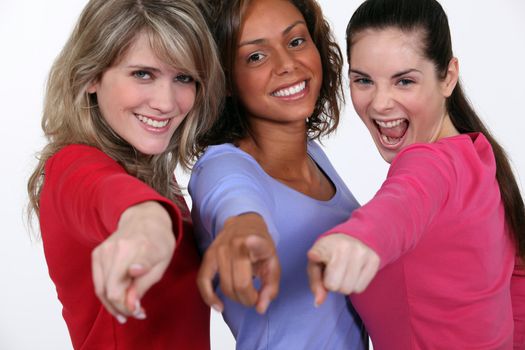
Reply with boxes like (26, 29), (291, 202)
(195, 0), (344, 153)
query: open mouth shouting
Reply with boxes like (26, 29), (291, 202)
(375, 118), (409, 147)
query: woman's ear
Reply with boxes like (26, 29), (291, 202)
(442, 57), (459, 98)
(86, 80), (98, 94)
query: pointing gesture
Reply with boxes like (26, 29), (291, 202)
(307, 234), (380, 306)
(197, 213), (281, 314)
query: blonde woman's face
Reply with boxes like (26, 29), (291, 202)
(88, 32), (196, 155)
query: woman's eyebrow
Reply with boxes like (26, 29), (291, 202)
(238, 20), (306, 47)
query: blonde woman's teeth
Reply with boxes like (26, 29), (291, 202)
(137, 115), (169, 128)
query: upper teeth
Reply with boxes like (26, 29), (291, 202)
(376, 119), (405, 128)
(272, 81), (306, 97)
(137, 114), (169, 128)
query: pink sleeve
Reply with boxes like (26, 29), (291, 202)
(322, 145), (452, 268)
(512, 258), (525, 349)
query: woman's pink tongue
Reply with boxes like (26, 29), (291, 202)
(379, 121), (408, 138)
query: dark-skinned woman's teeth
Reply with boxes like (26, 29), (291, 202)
(272, 81), (306, 97)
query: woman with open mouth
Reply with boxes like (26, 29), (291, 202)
(308, 0), (525, 349)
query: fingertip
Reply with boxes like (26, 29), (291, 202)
(128, 263), (146, 277)
(245, 234), (274, 261)
(307, 248), (320, 262)
(199, 284), (223, 313)
(116, 314), (127, 324)
(211, 301), (224, 313)
(243, 234), (260, 247)
(313, 287), (328, 307)
(198, 252), (218, 280)
(132, 299), (147, 320)
(308, 243), (329, 264)
(236, 287), (258, 308)
(256, 282), (278, 315)
(265, 265), (281, 290)
(125, 285), (138, 311)
(307, 267), (327, 308)
(256, 298), (270, 314)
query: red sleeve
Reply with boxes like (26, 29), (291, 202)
(321, 145), (451, 268)
(42, 145), (183, 246)
(512, 258), (525, 349)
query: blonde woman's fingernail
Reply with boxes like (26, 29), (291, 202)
(116, 314), (127, 324)
(133, 300), (141, 314)
(129, 263), (144, 271)
(133, 300), (146, 319)
(134, 310), (147, 320)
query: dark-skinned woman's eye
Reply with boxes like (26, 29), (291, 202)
(248, 52), (265, 63)
(289, 38), (305, 47)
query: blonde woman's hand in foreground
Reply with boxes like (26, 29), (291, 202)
(307, 234), (380, 306)
(197, 213), (281, 315)
(91, 201), (175, 324)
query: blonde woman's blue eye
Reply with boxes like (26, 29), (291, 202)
(133, 70), (151, 79)
(176, 74), (194, 83)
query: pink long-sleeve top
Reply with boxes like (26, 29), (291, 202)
(324, 133), (525, 349)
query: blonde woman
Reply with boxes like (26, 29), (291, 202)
(27, 0), (223, 348)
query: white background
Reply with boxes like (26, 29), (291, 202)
(1, 0), (524, 349)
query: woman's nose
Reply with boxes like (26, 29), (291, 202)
(273, 48), (297, 75)
(371, 85), (394, 113)
(149, 80), (178, 114)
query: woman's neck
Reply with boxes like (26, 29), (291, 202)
(237, 119), (335, 201)
(238, 119), (309, 176)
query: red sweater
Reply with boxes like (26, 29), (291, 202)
(39, 145), (209, 350)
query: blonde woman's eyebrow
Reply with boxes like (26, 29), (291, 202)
(126, 65), (162, 73)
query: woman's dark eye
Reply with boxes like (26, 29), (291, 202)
(398, 78), (414, 86)
(248, 52), (265, 63)
(289, 38), (305, 47)
(355, 77), (373, 85)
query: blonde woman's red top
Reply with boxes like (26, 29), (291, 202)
(40, 144), (209, 350)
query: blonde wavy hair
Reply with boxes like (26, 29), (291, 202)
(28, 0), (224, 222)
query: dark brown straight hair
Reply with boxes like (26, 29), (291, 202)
(346, 0), (525, 259)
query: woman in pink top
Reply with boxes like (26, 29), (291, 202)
(308, 0), (525, 349)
